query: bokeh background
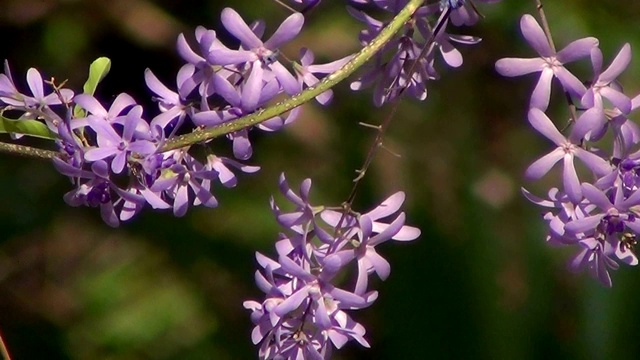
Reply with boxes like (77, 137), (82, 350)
(0, 0), (639, 359)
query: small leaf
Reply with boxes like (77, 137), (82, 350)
(0, 116), (58, 140)
(74, 57), (111, 118)
(84, 57), (111, 95)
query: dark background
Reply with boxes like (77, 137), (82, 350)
(0, 0), (639, 359)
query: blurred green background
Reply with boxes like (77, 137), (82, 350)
(0, 0), (640, 359)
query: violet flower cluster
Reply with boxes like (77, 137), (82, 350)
(496, 14), (640, 286)
(348, 0), (500, 106)
(0, 7), (354, 227)
(244, 174), (420, 359)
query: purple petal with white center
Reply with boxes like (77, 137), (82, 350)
(128, 141), (156, 155)
(599, 43), (631, 83)
(274, 286), (309, 316)
(278, 255), (314, 282)
(389, 224), (420, 241)
(573, 148), (611, 177)
(369, 213), (406, 246)
(554, 66), (587, 97)
(221, 8), (263, 49)
(254, 270), (272, 294)
(495, 57), (547, 77)
(366, 248), (391, 280)
(521, 187), (555, 207)
(109, 93), (137, 118)
(242, 61), (263, 111)
(354, 259), (369, 295)
(26, 68), (45, 99)
(111, 152), (127, 173)
(530, 68), (553, 110)
(323, 250), (356, 275)
(366, 191), (405, 220)
(212, 73), (241, 106)
(329, 287), (374, 309)
(91, 160), (110, 178)
(255, 252), (280, 271)
(173, 185), (189, 217)
(563, 155), (582, 203)
(89, 119), (121, 147)
(520, 14), (553, 57)
(581, 183), (612, 210)
(101, 203), (119, 228)
(145, 69), (179, 104)
(84, 147), (117, 162)
(140, 188), (170, 209)
(601, 87), (631, 114)
(190, 182), (218, 208)
(176, 33), (204, 65)
(622, 187), (640, 209)
(565, 214), (604, 234)
(207, 48), (255, 65)
(525, 147), (564, 180)
(278, 173), (304, 207)
(233, 133), (252, 160)
(570, 107), (603, 142)
(590, 46), (603, 76)
(528, 108), (565, 145)
(439, 40), (463, 68)
(74, 94), (107, 117)
(359, 215), (373, 240)
(270, 61), (301, 95)
(264, 12), (304, 49)
(556, 37), (599, 64)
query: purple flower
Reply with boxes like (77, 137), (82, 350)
(246, 176), (419, 358)
(145, 68), (194, 132)
(294, 48), (353, 105)
(524, 108), (612, 202)
(150, 152), (219, 217)
(74, 93), (136, 124)
(84, 105), (157, 174)
(207, 7), (303, 96)
(53, 159), (145, 227)
(495, 14), (598, 110)
(582, 43), (632, 115)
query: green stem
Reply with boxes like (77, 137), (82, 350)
(160, 0), (426, 152)
(0, 141), (56, 160)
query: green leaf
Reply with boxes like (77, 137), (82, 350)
(0, 116), (57, 140)
(74, 57), (111, 118)
(84, 57), (111, 95)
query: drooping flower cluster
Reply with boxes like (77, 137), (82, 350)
(0, 6), (356, 226)
(496, 14), (640, 286)
(348, 0), (500, 106)
(244, 174), (420, 359)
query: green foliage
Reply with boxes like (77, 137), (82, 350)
(73, 57), (111, 118)
(0, 116), (57, 140)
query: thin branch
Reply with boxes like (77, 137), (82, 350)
(0, 141), (56, 160)
(534, 0), (556, 52)
(344, 6), (451, 207)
